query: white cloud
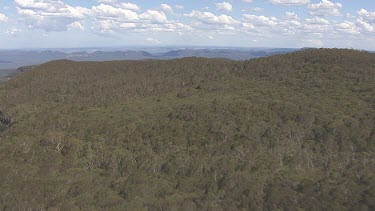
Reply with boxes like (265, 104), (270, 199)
(0, 13), (8, 22)
(269, 0), (310, 6)
(159, 4), (173, 13)
(92, 6), (169, 26)
(118, 3), (140, 11)
(252, 7), (264, 12)
(278, 19), (301, 35)
(92, 4), (138, 21)
(96, 0), (140, 11)
(242, 22), (255, 30)
(306, 17), (330, 25)
(97, 0), (117, 4)
(336, 21), (359, 34)
(175, 5), (184, 10)
(88, 2), (192, 34)
(92, 19), (115, 34)
(357, 9), (375, 23)
(300, 21), (331, 34)
(118, 22), (136, 29)
(14, 0), (51, 10)
(91, 4), (139, 22)
(356, 18), (374, 32)
(130, 22), (192, 32)
(243, 14), (278, 27)
(15, 0), (86, 19)
(5, 0), (374, 49)
(14, 0), (173, 33)
(6, 27), (22, 36)
(285, 12), (299, 20)
(185, 11), (238, 25)
(68, 21), (84, 31)
(303, 39), (323, 47)
(139, 10), (167, 23)
(216, 2), (233, 13)
(308, 0), (342, 17)
(91, 14), (190, 34)
(15, 0), (89, 31)
(145, 37), (161, 44)
(355, 9), (375, 33)
(345, 13), (355, 19)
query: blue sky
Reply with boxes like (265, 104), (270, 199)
(0, 0), (374, 49)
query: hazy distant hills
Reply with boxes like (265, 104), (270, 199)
(0, 48), (297, 69)
(66, 50), (154, 61)
(161, 48), (296, 60)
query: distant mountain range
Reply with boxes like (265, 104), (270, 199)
(0, 48), (298, 69)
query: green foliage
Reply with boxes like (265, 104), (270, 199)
(0, 49), (374, 210)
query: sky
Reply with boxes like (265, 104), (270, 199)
(0, 0), (374, 50)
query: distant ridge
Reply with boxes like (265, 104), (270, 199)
(0, 48), (298, 69)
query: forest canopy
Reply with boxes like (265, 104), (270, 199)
(0, 49), (374, 210)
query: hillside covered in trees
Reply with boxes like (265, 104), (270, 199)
(0, 49), (374, 210)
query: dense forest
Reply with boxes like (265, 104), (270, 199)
(0, 49), (374, 210)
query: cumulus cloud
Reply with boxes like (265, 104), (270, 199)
(243, 14), (278, 27)
(357, 9), (375, 22)
(308, 0), (342, 17)
(14, 0), (88, 31)
(269, 0), (310, 6)
(216, 2), (233, 13)
(12, 0), (189, 35)
(96, 0), (140, 11)
(185, 11), (238, 25)
(306, 17), (330, 25)
(242, 22), (255, 30)
(4, 0), (374, 49)
(92, 19), (115, 34)
(68, 21), (84, 31)
(145, 37), (161, 44)
(356, 18), (374, 32)
(15, 0), (86, 19)
(118, 3), (140, 11)
(284, 12), (299, 20)
(356, 9), (375, 32)
(92, 10), (190, 34)
(139, 10), (167, 23)
(300, 21), (331, 34)
(91, 4), (138, 21)
(0, 13), (8, 22)
(336, 21), (359, 34)
(159, 4), (173, 13)
(14, 0), (53, 10)
(92, 6), (169, 25)
(14, 0), (178, 33)
(239, 11), (353, 38)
